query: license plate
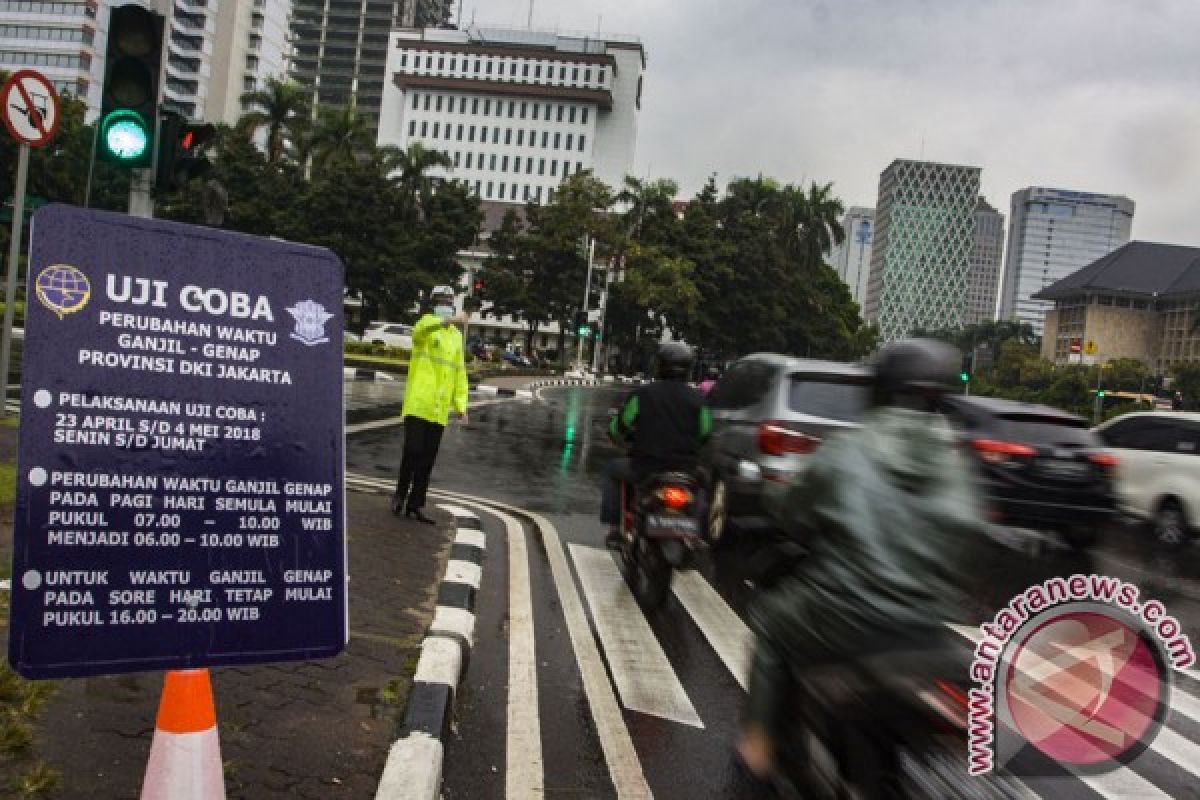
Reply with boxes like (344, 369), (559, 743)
(645, 515), (699, 535)
(1040, 459), (1089, 479)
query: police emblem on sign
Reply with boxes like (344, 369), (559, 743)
(286, 299), (333, 346)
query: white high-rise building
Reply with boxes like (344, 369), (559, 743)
(830, 206), (873, 308)
(0, 1), (104, 113)
(377, 25), (645, 205)
(0, 1), (291, 124)
(997, 187), (1134, 335)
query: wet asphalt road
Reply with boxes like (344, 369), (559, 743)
(347, 386), (1200, 800)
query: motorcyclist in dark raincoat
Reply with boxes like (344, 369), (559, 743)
(737, 338), (990, 781)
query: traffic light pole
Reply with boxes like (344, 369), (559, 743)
(0, 143), (30, 417)
(128, 168), (154, 218)
(592, 258), (612, 374)
(576, 235), (595, 369)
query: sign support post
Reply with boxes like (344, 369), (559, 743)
(0, 142), (29, 417)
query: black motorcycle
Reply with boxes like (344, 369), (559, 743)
(613, 471), (705, 608)
(773, 637), (1027, 800)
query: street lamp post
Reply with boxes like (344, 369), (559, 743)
(576, 234), (595, 369)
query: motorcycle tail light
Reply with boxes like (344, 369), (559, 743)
(971, 438), (1036, 467)
(758, 422), (821, 456)
(657, 486), (692, 510)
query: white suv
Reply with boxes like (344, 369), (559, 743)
(1094, 411), (1200, 547)
(365, 322), (414, 350)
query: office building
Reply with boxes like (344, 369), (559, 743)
(1037, 241), (1200, 373)
(830, 206), (873, 308)
(290, 0), (454, 130)
(0, 0), (103, 113)
(997, 187), (1134, 335)
(967, 197), (1005, 325)
(0, 1), (291, 124)
(864, 159), (982, 340)
(376, 25), (645, 205)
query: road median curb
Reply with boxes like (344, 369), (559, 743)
(375, 506), (486, 800)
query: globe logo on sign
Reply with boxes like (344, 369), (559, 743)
(34, 264), (91, 320)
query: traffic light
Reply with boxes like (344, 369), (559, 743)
(960, 353), (972, 383)
(573, 310), (588, 337)
(156, 112), (216, 191)
(1097, 389), (1106, 398)
(589, 321), (601, 341)
(98, 4), (164, 167)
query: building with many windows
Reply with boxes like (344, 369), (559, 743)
(967, 197), (1005, 325)
(864, 159), (982, 340)
(997, 187), (1134, 336)
(829, 206), (873, 308)
(1036, 241), (1200, 373)
(0, 0), (291, 124)
(0, 0), (102, 112)
(290, 0), (454, 130)
(376, 25), (645, 205)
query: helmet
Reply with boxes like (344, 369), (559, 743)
(656, 341), (695, 381)
(872, 338), (960, 408)
(430, 285), (456, 303)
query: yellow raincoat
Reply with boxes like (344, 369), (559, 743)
(401, 313), (468, 426)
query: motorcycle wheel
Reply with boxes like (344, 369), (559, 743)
(630, 532), (671, 608)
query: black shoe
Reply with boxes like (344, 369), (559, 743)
(605, 529), (624, 549)
(406, 508), (436, 525)
(390, 494), (405, 516)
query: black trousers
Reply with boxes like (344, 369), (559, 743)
(394, 416), (446, 512)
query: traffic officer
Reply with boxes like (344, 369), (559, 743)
(393, 285), (469, 524)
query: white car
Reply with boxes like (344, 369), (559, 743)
(1094, 411), (1200, 547)
(364, 322), (413, 350)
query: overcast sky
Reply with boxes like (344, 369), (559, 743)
(463, 0), (1200, 244)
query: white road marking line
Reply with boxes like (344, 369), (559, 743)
(436, 503), (479, 521)
(670, 569), (753, 691)
(569, 544), (704, 729)
(454, 529), (487, 550)
(444, 560), (482, 590)
(487, 505), (545, 799)
(1076, 768), (1173, 799)
(415, 484), (652, 799)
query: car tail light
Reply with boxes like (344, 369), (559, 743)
(1089, 452), (1119, 469)
(971, 438), (1036, 466)
(656, 486), (693, 510)
(758, 422), (821, 456)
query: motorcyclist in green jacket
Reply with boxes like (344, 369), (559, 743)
(737, 338), (988, 781)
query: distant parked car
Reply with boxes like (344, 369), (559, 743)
(365, 322), (413, 350)
(702, 354), (872, 544)
(941, 396), (1118, 549)
(1094, 411), (1200, 547)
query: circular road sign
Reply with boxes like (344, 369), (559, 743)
(0, 70), (60, 148)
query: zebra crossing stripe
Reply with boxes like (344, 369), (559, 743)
(569, 544), (704, 729)
(670, 569), (753, 691)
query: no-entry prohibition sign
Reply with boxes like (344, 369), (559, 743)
(1, 69), (60, 148)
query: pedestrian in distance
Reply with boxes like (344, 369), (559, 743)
(392, 285), (469, 524)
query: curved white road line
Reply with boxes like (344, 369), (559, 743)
(347, 473), (653, 799)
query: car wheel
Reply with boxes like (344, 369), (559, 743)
(1153, 500), (1190, 549)
(706, 478), (729, 547)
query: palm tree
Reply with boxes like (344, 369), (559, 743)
(237, 77), (310, 165)
(309, 103), (376, 172)
(617, 176), (679, 240)
(786, 181), (845, 269)
(377, 140), (453, 220)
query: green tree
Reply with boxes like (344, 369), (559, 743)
(309, 104), (376, 173)
(237, 77), (311, 165)
(1171, 362), (1200, 410)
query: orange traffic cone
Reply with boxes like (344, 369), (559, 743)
(140, 669), (226, 800)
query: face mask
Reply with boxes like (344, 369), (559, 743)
(433, 305), (454, 320)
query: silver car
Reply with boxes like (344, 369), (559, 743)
(702, 354), (872, 543)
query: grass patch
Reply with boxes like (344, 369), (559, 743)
(15, 762), (59, 797)
(0, 415), (16, 428)
(0, 662), (60, 796)
(0, 461), (15, 512)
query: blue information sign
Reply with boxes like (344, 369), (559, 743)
(9, 205), (346, 678)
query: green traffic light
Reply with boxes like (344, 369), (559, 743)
(577, 326), (589, 336)
(1098, 390), (1106, 398)
(960, 372), (970, 382)
(101, 110), (149, 161)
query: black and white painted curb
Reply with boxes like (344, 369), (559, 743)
(374, 503), (486, 800)
(472, 384), (534, 399)
(344, 367), (399, 382)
